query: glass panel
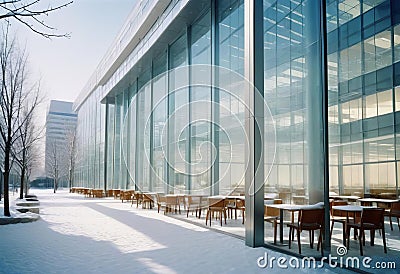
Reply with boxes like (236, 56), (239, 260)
(338, 0), (360, 26)
(377, 89), (393, 116)
(364, 93), (377, 118)
(394, 24), (400, 63)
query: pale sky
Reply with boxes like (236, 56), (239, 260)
(10, 0), (137, 176)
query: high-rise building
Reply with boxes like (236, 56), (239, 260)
(45, 100), (77, 185)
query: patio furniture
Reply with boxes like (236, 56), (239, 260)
(330, 200), (349, 245)
(120, 190), (134, 203)
(226, 197), (245, 221)
(186, 195), (202, 218)
(236, 199), (245, 224)
(384, 201), (400, 231)
(346, 207), (387, 256)
(288, 208), (324, 255)
(156, 194), (166, 213)
(133, 192), (143, 208)
(106, 189), (113, 197)
(142, 193), (154, 209)
(264, 199), (284, 245)
(266, 203), (304, 244)
(113, 189), (121, 199)
(206, 198), (227, 227)
(165, 195), (180, 214)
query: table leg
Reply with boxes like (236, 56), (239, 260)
(280, 208), (284, 244)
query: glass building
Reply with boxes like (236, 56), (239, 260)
(73, 0), (400, 248)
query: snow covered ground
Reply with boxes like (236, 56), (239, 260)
(0, 189), (360, 273)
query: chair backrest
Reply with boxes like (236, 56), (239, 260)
(208, 198), (225, 208)
(188, 195), (201, 205)
(166, 196), (177, 204)
(361, 208), (384, 227)
(299, 208), (324, 227)
(156, 194), (166, 203)
(391, 201), (400, 213)
(331, 200), (348, 217)
(143, 193), (153, 201)
(236, 199), (245, 208)
(264, 199), (282, 217)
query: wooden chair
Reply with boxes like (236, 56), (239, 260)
(287, 208), (324, 255)
(385, 201), (400, 231)
(142, 193), (154, 209)
(206, 198), (227, 227)
(264, 199), (282, 245)
(106, 189), (113, 197)
(165, 196), (180, 214)
(346, 208), (387, 256)
(156, 194), (166, 213)
(330, 200), (348, 245)
(133, 192), (143, 208)
(186, 195), (202, 218)
(113, 189), (121, 199)
(236, 199), (245, 224)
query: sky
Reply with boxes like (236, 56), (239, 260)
(10, 0), (136, 176)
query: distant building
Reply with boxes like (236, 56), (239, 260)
(45, 100), (77, 186)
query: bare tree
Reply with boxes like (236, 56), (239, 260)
(66, 127), (76, 190)
(13, 93), (42, 199)
(0, 25), (35, 216)
(46, 139), (67, 193)
(0, 0), (73, 38)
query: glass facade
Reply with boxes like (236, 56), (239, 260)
(73, 0), (400, 248)
(327, 0), (399, 197)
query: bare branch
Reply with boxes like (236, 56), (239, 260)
(0, 1), (73, 38)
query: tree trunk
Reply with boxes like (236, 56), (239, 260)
(19, 166), (25, 200)
(3, 144), (11, 216)
(53, 178), (57, 193)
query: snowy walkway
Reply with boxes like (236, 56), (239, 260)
(0, 189), (355, 274)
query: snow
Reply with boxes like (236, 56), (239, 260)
(0, 189), (352, 274)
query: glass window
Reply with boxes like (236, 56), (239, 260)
(363, 0), (385, 13)
(338, 0), (360, 26)
(377, 89), (393, 116)
(364, 93), (377, 118)
(395, 87), (400, 111)
(191, 10), (211, 65)
(340, 42), (362, 81)
(394, 24), (400, 63)
(375, 30), (392, 70)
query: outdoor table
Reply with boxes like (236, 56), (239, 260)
(265, 204), (304, 244)
(264, 193), (279, 200)
(329, 195), (360, 202)
(358, 198), (399, 207)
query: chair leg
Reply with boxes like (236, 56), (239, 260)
(382, 226), (387, 254)
(224, 210), (227, 224)
(359, 229), (363, 256)
(297, 229), (301, 254)
(206, 210), (209, 226)
(389, 216), (393, 231)
(370, 229), (375, 246)
(273, 220), (277, 245)
(311, 230), (314, 248)
(288, 227), (292, 249)
(318, 229), (323, 256)
(346, 225), (350, 250)
(330, 221), (334, 238)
